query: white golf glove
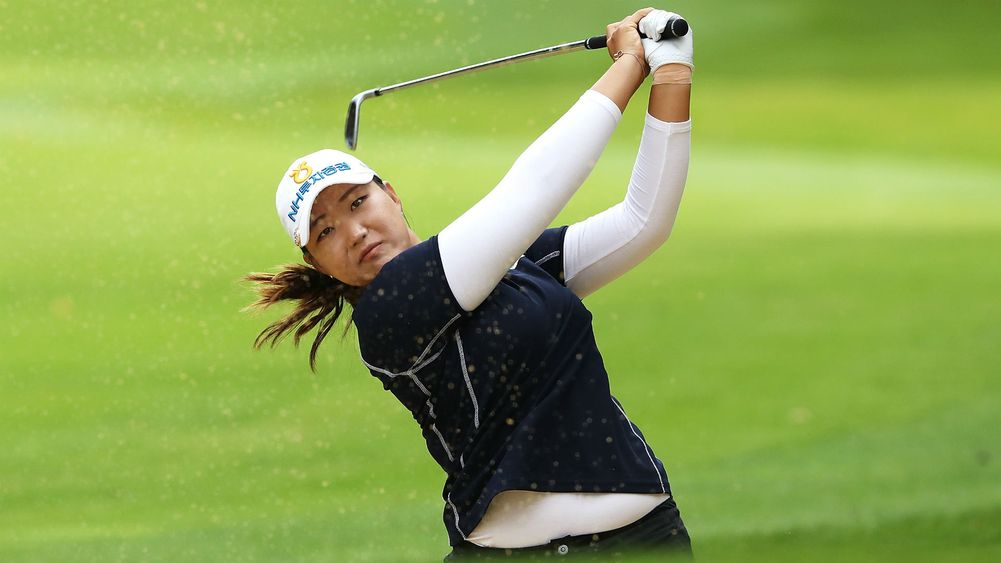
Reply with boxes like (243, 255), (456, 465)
(639, 10), (694, 73)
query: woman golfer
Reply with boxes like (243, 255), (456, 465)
(247, 8), (694, 559)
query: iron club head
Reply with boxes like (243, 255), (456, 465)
(344, 89), (378, 151)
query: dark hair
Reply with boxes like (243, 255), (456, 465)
(243, 175), (389, 371)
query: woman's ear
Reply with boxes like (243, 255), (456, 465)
(384, 181), (402, 207)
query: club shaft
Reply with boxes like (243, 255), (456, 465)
(345, 17), (687, 149)
(373, 39), (590, 97)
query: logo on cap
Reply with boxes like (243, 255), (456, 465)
(289, 161), (312, 184)
(285, 161), (357, 247)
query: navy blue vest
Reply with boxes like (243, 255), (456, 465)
(352, 226), (672, 546)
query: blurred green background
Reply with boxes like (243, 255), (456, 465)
(2, 0), (999, 561)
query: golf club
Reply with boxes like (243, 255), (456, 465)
(344, 16), (688, 150)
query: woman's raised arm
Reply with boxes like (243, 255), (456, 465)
(563, 10), (694, 299)
(438, 9), (653, 312)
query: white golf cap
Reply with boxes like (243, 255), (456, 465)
(275, 149), (377, 247)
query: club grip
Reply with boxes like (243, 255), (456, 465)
(584, 15), (688, 50)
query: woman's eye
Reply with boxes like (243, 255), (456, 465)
(351, 196), (366, 210)
(317, 226), (333, 241)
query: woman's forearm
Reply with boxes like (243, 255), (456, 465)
(563, 113), (691, 299)
(648, 65), (691, 122)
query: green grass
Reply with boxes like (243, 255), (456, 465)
(2, 0), (1000, 561)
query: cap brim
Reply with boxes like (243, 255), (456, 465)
(293, 170), (375, 247)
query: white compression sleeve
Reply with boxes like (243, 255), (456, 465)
(563, 114), (691, 299)
(438, 90), (622, 312)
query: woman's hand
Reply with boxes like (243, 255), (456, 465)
(605, 7), (655, 75)
(640, 10), (692, 121)
(638, 10), (695, 73)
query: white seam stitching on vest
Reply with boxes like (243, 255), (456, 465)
(358, 312), (462, 377)
(611, 396), (666, 493)
(536, 250), (561, 266)
(447, 492), (467, 540)
(455, 332), (480, 429)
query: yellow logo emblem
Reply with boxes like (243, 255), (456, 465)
(289, 161), (312, 184)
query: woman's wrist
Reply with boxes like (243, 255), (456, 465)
(612, 50), (649, 78)
(651, 63), (692, 85)
(592, 51), (646, 113)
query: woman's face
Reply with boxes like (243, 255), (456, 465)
(303, 180), (418, 287)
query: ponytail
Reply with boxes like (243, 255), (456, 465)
(243, 264), (364, 372)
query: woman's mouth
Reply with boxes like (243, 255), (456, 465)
(360, 242), (383, 263)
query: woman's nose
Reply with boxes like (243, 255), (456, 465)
(348, 222), (368, 247)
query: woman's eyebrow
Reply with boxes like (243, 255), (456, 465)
(310, 213), (326, 232)
(338, 184), (363, 204)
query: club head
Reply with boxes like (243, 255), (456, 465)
(344, 89), (378, 151)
